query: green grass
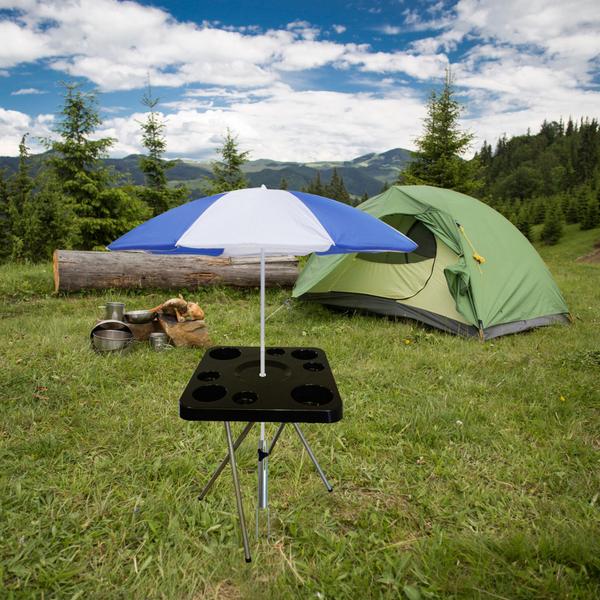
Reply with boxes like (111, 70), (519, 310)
(1, 225), (599, 599)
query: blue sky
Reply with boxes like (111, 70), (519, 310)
(0, 0), (599, 161)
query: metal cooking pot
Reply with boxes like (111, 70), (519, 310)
(103, 302), (125, 321)
(92, 329), (133, 352)
(149, 332), (170, 351)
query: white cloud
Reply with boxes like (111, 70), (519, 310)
(0, 0), (449, 91)
(379, 25), (402, 35)
(0, 107), (53, 154)
(0, 0), (599, 162)
(343, 50), (449, 79)
(98, 86), (427, 162)
(0, 20), (52, 68)
(11, 87), (47, 95)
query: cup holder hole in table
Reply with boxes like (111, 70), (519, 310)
(303, 362), (325, 372)
(197, 371), (220, 382)
(233, 391), (258, 405)
(291, 349), (318, 360)
(266, 348), (285, 356)
(192, 385), (227, 402)
(209, 347), (241, 360)
(291, 384), (333, 406)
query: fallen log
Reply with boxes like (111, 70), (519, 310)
(54, 250), (299, 292)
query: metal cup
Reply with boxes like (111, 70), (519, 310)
(104, 302), (125, 321)
(149, 332), (170, 351)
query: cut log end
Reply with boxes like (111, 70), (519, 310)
(53, 249), (60, 293)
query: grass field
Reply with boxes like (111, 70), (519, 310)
(1, 225), (599, 599)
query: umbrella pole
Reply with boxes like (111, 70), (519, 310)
(257, 248), (269, 535)
(260, 248), (266, 377)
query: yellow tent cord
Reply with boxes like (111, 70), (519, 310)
(459, 225), (486, 270)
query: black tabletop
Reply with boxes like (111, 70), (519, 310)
(179, 346), (343, 423)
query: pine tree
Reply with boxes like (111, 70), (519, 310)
(565, 198), (579, 224)
(540, 202), (564, 245)
(303, 171), (325, 196)
(574, 118), (598, 184)
(21, 172), (76, 261)
(279, 177), (289, 190)
(325, 168), (351, 203)
(360, 191), (369, 203)
(8, 134), (34, 259)
(138, 84), (187, 215)
(575, 188), (590, 223)
(580, 195), (600, 230)
(516, 205), (533, 240)
(531, 198), (547, 225)
(204, 129), (250, 195)
(45, 83), (150, 249)
(0, 170), (11, 261)
(399, 69), (480, 194)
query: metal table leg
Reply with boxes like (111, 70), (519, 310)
(225, 421), (251, 563)
(268, 423), (285, 454)
(198, 422), (254, 500)
(293, 423), (333, 492)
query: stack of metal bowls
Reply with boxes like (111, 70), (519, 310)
(91, 319), (133, 353)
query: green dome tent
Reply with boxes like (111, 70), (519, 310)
(293, 185), (570, 339)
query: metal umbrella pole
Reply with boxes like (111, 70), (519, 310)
(257, 248), (269, 535)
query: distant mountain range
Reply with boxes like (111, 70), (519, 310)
(0, 147), (413, 198)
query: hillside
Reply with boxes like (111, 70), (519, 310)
(0, 147), (413, 198)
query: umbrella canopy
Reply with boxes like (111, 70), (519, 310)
(109, 187), (417, 376)
(108, 187), (417, 257)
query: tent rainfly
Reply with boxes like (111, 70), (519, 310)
(293, 185), (570, 339)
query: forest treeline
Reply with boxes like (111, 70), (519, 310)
(1, 78), (599, 263)
(476, 117), (600, 243)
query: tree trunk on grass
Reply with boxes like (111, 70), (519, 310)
(54, 250), (298, 292)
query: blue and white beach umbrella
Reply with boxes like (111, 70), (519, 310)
(109, 186), (417, 374)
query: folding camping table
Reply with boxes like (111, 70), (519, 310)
(179, 345), (343, 562)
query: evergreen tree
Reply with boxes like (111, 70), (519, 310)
(0, 170), (10, 261)
(279, 176), (289, 190)
(531, 198), (547, 225)
(303, 171), (325, 196)
(580, 195), (600, 230)
(325, 168), (351, 203)
(574, 118), (598, 184)
(204, 129), (250, 195)
(400, 69), (479, 194)
(21, 172), (76, 261)
(565, 117), (574, 136)
(360, 191), (369, 203)
(516, 205), (533, 240)
(379, 180), (391, 194)
(138, 84), (187, 215)
(540, 202), (564, 245)
(45, 83), (148, 249)
(565, 197), (580, 224)
(575, 188), (590, 223)
(8, 134), (34, 258)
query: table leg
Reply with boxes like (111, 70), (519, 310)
(292, 423), (333, 492)
(268, 423), (286, 454)
(225, 421), (251, 563)
(198, 422), (254, 501)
